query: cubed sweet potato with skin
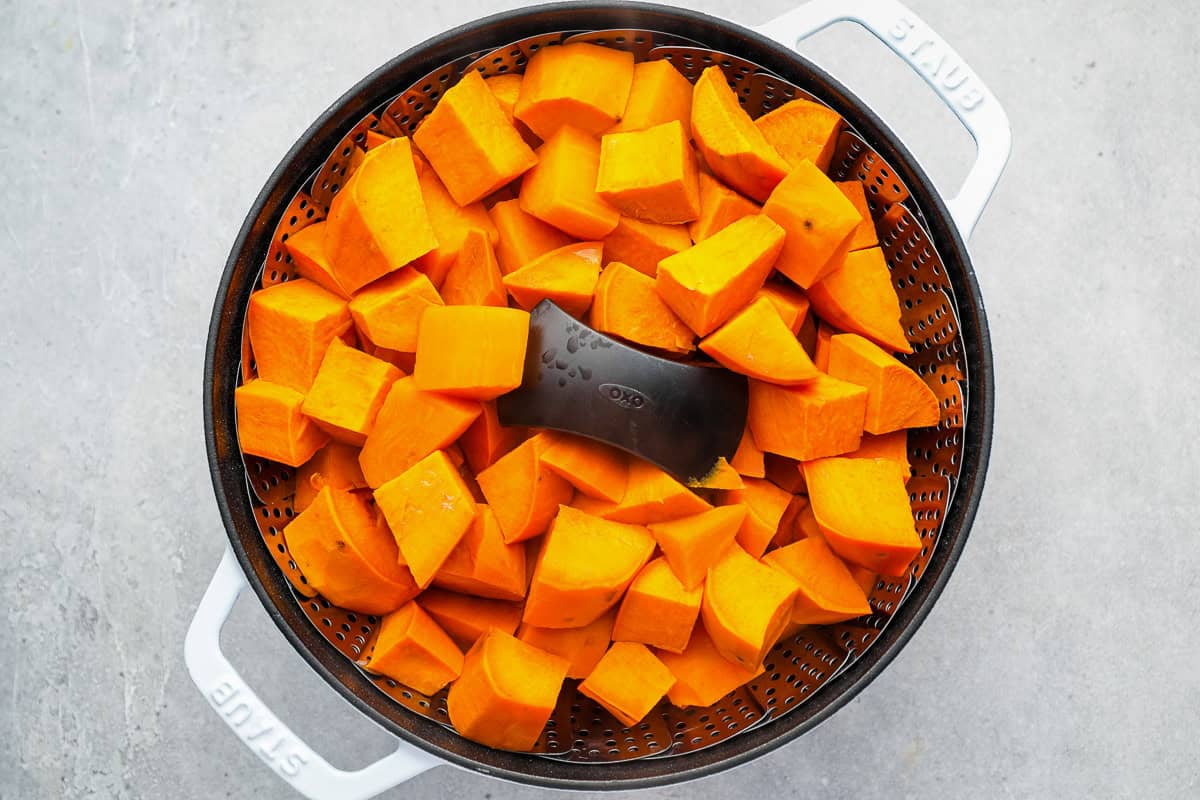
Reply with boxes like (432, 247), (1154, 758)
(301, 338), (403, 446)
(362, 601), (464, 695)
(348, 268), (443, 355)
(488, 199), (574, 276)
(515, 43), (635, 139)
(413, 306), (530, 401)
(235, 379), (329, 467)
(754, 96), (843, 174)
(579, 642), (675, 727)
(596, 120), (700, 225)
(748, 375), (868, 462)
(247, 277), (352, 393)
(602, 216), (691, 277)
(520, 126), (621, 240)
(607, 59), (693, 135)
(647, 505), (745, 590)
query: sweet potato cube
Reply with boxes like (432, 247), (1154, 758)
(235, 380), (329, 467)
(656, 626), (762, 708)
(488, 199), (574, 275)
(688, 171), (761, 243)
(502, 241), (602, 317)
(459, 401), (524, 474)
(301, 339), (402, 445)
(373, 450), (478, 588)
(326, 138), (438, 292)
(520, 126), (620, 240)
(754, 96), (843, 173)
(477, 438), (575, 543)
(690, 66), (789, 202)
(848, 431), (912, 482)
(596, 120), (700, 224)
(748, 375), (867, 461)
(485, 74), (540, 147)
(364, 130), (390, 149)
(348, 269), (442, 355)
(827, 334), (940, 433)
(436, 230), (505, 309)
(538, 432), (629, 502)
(836, 180), (878, 251)
(802, 457), (922, 576)
(517, 609), (615, 679)
(602, 216), (691, 277)
(284, 222), (347, 298)
(447, 629), (569, 751)
(418, 587), (523, 650)
(514, 42), (634, 139)
(730, 424), (765, 479)
(724, 477), (792, 558)
(612, 558), (702, 653)
(362, 601), (463, 695)
(413, 70), (537, 206)
(580, 642), (676, 726)
(247, 278), (352, 393)
(284, 487), (419, 614)
(699, 296), (819, 385)
(764, 538), (873, 625)
(413, 305), (530, 400)
(410, 151), (500, 287)
(755, 281), (810, 335)
(808, 247), (911, 353)
(701, 543), (800, 669)
(433, 505), (527, 602)
(601, 458), (711, 525)
(358, 377), (482, 487)
(656, 214), (785, 336)
(591, 262), (694, 354)
(608, 59), (693, 135)
(647, 505), (745, 590)
(763, 160), (863, 289)
(294, 442), (366, 513)
(524, 506), (655, 628)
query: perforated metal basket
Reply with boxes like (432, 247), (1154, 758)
(186, 2), (1010, 798)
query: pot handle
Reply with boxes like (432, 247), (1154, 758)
(755, 0), (1011, 239)
(185, 546), (442, 800)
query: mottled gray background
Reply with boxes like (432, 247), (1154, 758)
(2, 0), (1197, 798)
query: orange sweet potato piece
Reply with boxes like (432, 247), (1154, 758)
(538, 432), (629, 502)
(602, 216), (691, 277)
(591, 262), (694, 354)
(814, 321), (836, 371)
(730, 423), (766, 479)
(294, 442), (366, 513)
(612, 558), (702, 653)
(517, 609), (615, 679)
(459, 401), (524, 474)
(849, 431), (912, 482)
(447, 629), (569, 751)
(754, 97), (842, 173)
(502, 241), (601, 317)
(763, 453), (806, 494)
(484, 73), (540, 148)
(596, 120), (700, 224)
(690, 65), (789, 202)
(247, 278), (352, 393)
(656, 214), (785, 336)
(524, 506), (655, 628)
(849, 564), (878, 595)
(688, 171), (760, 243)
(284, 222), (347, 298)
(802, 456), (922, 576)
(520, 126), (621, 240)
(657, 625), (762, 707)
(701, 543), (800, 669)
(362, 601), (463, 695)
(808, 247), (911, 353)
(413, 305), (530, 400)
(440, 228), (507, 308)
(410, 152), (500, 287)
(724, 477), (792, 558)
(413, 70), (537, 206)
(348, 268), (443, 355)
(418, 587), (523, 650)
(647, 504), (744, 590)
(755, 281), (810, 335)
(235, 380), (329, 467)
(373, 450), (478, 588)
(514, 42), (635, 139)
(608, 59), (693, 134)
(579, 642), (676, 726)
(488, 199), (574, 275)
(601, 458), (711, 525)
(285, 487), (419, 614)
(763, 538), (872, 625)
(358, 377), (482, 487)
(836, 180), (878, 251)
(699, 296), (819, 385)
(748, 375), (867, 461)
(477, 438), (575, 543)
(433, 505), (527, 602)
(827, 333), (940, 433)
(301, 339), (402, 446)
(326, 138), (438, 292)
(763, 160), (863, 289)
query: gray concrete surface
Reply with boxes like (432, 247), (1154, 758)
(2, 0), (1197, 797)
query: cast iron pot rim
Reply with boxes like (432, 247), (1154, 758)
(202, 1), (994, 790)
